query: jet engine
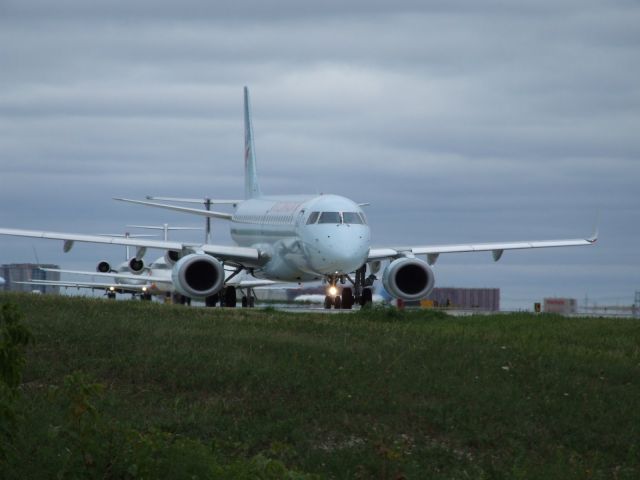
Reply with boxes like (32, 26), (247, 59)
(171, 254), (225, 300)
(128, 257), (145, 273)
(96, 261), (111, 273)
(164, 250), (182, 267)
(382, 257), (435, 301)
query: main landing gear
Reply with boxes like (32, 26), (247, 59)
(324, 266), (374, 310)
(206, 286), (256, 308)
(241, 292), (256, 308)
(209, 286), (238, 308)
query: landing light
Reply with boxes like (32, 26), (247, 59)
(328, 286), (338, 297)
(109, 286), (115, 292)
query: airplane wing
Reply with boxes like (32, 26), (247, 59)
(0, 228), (264, 266)
(40, 268), (170, 284)
(230, 278), (281, 288)
(14, 279), (154, 293)
(368, 231), (598, 264)
(42, 265), (277, 290)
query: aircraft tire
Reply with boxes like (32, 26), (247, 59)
(225, 286), (237, 308)
(324, 295), (332, 309)
(205, 294), (218, 307)
(334, 295), (342, 309)
(342, 288), (353, 309)
(241, 296), (248, 308)
(360, 288), (373, 306)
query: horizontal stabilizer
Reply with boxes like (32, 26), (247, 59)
(145, 196), (242, 206)
(114, 198), (233, 220)
(127, 225), (202, 231)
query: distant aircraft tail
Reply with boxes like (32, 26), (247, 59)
(244, 86), (262, 199)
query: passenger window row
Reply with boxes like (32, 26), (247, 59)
(233, 215), (293, 224)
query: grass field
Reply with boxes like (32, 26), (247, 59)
(1, 293), (639, 479)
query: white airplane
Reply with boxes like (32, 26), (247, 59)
(18, 224), (272, 306)
(19, 263), (170, 298)
(12, 228), (180, 300)
(0, 276), (5, 287)
(35, 261), (275, 306)
(0, 87), (597, 309)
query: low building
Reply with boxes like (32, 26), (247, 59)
(543, 298), (577, 315)
(426, 288), (500, 312)
(1, 263), (61, 294)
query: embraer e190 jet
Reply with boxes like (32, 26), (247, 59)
(0, 87), (596, 308)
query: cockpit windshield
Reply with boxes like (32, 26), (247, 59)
(318, 212), (341, 224)
(307, 211), (367, 225)
(342, 212), (365, 225)
(306, 211), (320, 224)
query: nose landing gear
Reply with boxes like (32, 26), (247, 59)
(324, 267), (373, 310)
(324, 277), (341, 309)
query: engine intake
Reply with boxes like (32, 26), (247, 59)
(382, 257), (435, 301)
(96, 261), (111, 273)
(128, 257), (145, 273)
(171, 254), (225, 299)
(164, 250), (183, 267)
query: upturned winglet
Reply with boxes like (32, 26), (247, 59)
(587, 212), (600, 243)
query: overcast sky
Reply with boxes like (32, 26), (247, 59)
(1, 0), (638, 309)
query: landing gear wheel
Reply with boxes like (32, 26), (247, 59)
(224, 286), (237, 308)
(342, 288), (354, 310)
(324, 295), (332, 309)
(360, 287), (373, 307)
(241, 296), (248, 308)
(249, 296), (255, 308)
(205, 294), (219, 307)
(334, 296), (342, 309)
(176, 295), (192, 305)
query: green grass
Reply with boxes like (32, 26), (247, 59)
(2, 292), (639, 478)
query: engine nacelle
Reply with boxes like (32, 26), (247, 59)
(164, 250), (183, 267)
(171, 254), (225, 300)
(382, 257), (435, 301)
(96, 261), (111, 273)
(128, 257), (145, 273)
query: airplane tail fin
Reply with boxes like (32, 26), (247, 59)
(244, 86), (262, 199)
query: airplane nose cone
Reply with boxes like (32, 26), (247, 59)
(311, 225), (369, 274)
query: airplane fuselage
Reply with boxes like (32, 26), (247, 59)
(231, 194), (370, 281)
